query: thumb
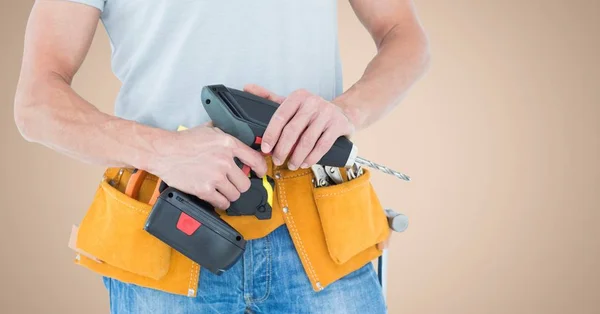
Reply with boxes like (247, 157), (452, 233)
(195, 121), (223, 133)
(199, 120), (222, 132)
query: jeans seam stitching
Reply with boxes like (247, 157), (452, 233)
(244, 243), (252, 304)
(253, 235), (272, 303)
(250, 241), (254, 301)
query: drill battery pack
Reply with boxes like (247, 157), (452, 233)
(144, 187), (246, 275)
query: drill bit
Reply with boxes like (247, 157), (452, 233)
(354, 156), (411, 182)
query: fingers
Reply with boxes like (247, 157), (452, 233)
(271, 97), (319, 167)
(260, 90), (307, 156)
(227, 166), (252, 194)
(215, 178), (241, 204)
(202, 191), (231, 210)
(302, 127), (339, 167)
(201, 120), (214, 127)
(242, 86), (355, 171)
(230, 136), (268, 177)
(194, 160), (251, 210)
(286, 112), (328, 170)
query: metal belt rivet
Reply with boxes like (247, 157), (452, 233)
(316, 282), (323, 290)
(187, 289), (195, 297)
(282, 206), (288, 213)
(274, 172), (281, 179)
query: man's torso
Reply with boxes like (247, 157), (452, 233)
(94, 0), (343, 130)
(69, 1), (389, 298)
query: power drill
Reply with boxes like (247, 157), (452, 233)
(140, 85), (370, 275)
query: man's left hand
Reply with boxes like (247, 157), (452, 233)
(244, 84), (356, 170)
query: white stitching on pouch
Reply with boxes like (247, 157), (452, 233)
(101, 184), (150, 215)
(278, 179), (321, 288)
(188, 262), (199, 297)
(314, 179), (370, 199)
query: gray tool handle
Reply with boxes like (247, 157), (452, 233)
(378, 208), (409, 303)
(385, 208), (409, 232)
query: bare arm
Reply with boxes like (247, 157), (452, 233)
(13, 0), (266, 209)
(14, 0), (163, 169)
(246, 0), (430, 169)
(334, 0), (431, 129)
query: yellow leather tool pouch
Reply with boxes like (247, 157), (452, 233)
(72, 165), (389, 296)
(312, 168), (389, 265)
(73, 168), (201, 297)
(75, 168), (172, 280)
(275, 167), (390, 291)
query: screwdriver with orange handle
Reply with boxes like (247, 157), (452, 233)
(123, 169), (164, 206)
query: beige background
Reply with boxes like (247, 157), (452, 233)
(1, 0), (598, 313)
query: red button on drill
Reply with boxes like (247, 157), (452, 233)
(255, 136), (273, 156)
(242, 164), (251, 176)
(176, 212), (201, 236)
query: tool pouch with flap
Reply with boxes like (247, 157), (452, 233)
(75, 170), (172, 280)
(70, 165), (392, 296)
(271, 166), (391, 291)
(312, 168), (389, 265)
(71, 168), (202, 297)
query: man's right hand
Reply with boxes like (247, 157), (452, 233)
(148, 123), (268, 210)
(13, 1), (266, 210)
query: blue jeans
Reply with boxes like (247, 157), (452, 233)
(102, 225), (387, 313)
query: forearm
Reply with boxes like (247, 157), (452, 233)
(334, 23), (430, 130)
(14, 72), (171, 171)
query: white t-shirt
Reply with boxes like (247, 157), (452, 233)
(66, 0), (344, 130)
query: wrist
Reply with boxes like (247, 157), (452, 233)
(341, 106), (362, 130)
(332, 97), (363, 131)
(125, 123), (176, 175)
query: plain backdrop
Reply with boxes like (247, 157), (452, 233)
(1, 0), (598, 313)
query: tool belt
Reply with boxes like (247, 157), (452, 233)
(69, 156), (390, 297)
